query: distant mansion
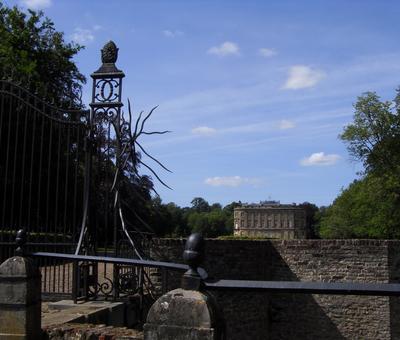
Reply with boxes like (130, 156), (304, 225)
(234, 201), (307, 239)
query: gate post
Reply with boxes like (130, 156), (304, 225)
(144, 234), (225, 340)
(0, 229), (42, 339)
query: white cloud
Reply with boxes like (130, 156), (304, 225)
(259, 48), (277, 57)
(163, 30), (184, 38)
(70, 28), (95, 44)
(284, 65), (325, 90)
(208, 41), (240, 57)
(20, 0), (51, 9)
(191, 126), (217, 136)
(300, 152), (340, 166)
(204, 176), (262, 187)
(279, 119), (295, 130)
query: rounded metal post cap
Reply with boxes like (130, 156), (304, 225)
(15, 229), (27, 256)
(183, 233), (205, 269)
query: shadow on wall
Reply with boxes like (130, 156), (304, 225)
(268, 245), (345, 340)
(151, 239), (270, 340)
(152, 239), (398, 340)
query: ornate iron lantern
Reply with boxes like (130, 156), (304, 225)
(90, 40), (125, 122)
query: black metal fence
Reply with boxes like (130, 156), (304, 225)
(0, 78), (87, 260)
(0, 41), (167, 303)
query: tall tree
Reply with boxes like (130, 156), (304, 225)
(321, 89), (400, 239)
(319, 176), (400, 239)
(340, 91), (400, 178)
(191, 197), (210, 213)
(298, 202), (319, 238)
(0, 4), (85, 105)
(0, 4), (87, 243)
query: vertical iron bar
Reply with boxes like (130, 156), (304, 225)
(9, 91), (21, 230)
(45, 118), (54, 242)
(35, 113), (45, 232)
(18, 93), (29, 229)
(105, 123), (111, 256)
(113, 263), (119, 301)
(62, 125), (71, 245)
(72, 127), (80, 242)
(0, 80), (5, 242)
(54, 122), (62, 238)
(43, 256), (48, 294)
(139, 266), (144, 322)
(72, 261), (78, 303)
(27, 106), (37, 230)
(1, 89), (13, 232)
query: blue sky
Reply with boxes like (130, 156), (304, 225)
(6, 0), (400, 207)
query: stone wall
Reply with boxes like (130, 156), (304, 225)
(44, 323), (143, 339)
(151, 238), (400, 340)
(269, 240), (399, 340)
(151, 239), (270, 340)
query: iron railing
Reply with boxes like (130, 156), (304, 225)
(0, 77), (87, 260)
(180, 233), (400, 297)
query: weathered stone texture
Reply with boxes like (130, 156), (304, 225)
(145, 288), (221, 340)
(152, 238), (400, 340)
(44, 323), (143, 339)
(151, 239), (269, 340)
(0, 256), (42, 340)
(269, 239), (396, 339)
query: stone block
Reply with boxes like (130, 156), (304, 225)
(0, 256), (41, 340)
(144, 288), (224, 340)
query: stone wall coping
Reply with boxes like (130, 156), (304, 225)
(0, 256), (41, 278)
(153, 238), (400, 246)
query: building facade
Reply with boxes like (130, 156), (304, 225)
(233, 201), (307, 239)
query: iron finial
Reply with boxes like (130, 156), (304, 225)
(92, 41), (124, 77)
(101, 41), (119, 64)
(15, 229), (27, 256)
(182, 233), (205, 290)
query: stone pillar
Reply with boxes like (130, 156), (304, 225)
(144, 288), (223, 340)
(144, 233), (224, 340)
(0, 230), (41, 339)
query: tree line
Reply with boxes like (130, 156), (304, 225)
(145, 198), (321, 238)
(145, 197), (238, 238)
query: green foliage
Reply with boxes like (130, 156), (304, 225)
(340, 91), (400, 177)
(187, 209), (231, 238)
(191, 197), (211, 213)
(321, 89), (400, 239)
(319, 175), (400, 239)
(148, 197), (237, 238)
(299, 202), (320, 238)
(0, 3), (85, 105)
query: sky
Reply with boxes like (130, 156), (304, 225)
(5, 0), (400, 208)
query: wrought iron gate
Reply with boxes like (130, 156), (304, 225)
(0, 75), (88, 259)
(0, 41), (168, 301)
